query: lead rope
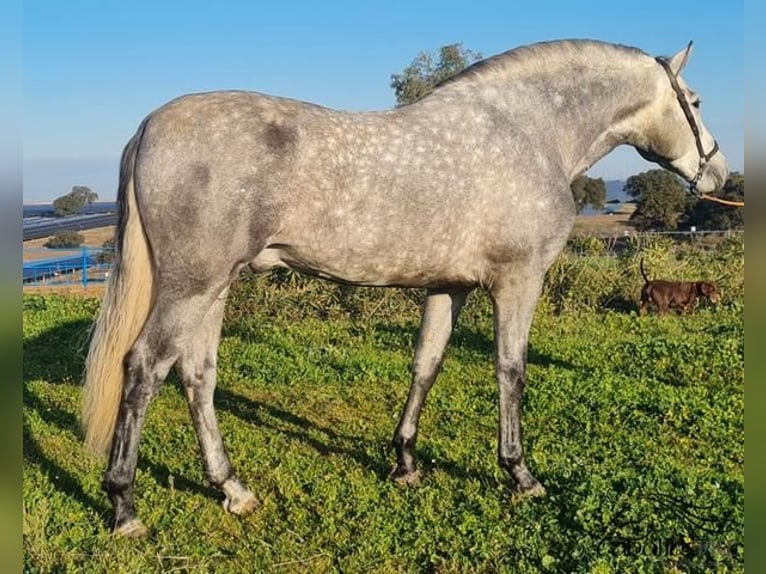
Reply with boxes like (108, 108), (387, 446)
(699, 193), (744, 207)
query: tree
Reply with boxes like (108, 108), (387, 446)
(570, 175), (606, 213)
(97, 237), (116, 264)
(70, 185), (98, 206)
(682, 172), (744, 230)
(44, 230), (84, 248)
(390, 43), (482, 106)
(624, 169), (687, 230)
(52, 194), (82, 217)
(52, 185), (98, 217)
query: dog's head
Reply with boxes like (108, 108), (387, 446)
(696, 282), (721, 304)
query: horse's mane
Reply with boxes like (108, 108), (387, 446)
(434, 39), (649, 91)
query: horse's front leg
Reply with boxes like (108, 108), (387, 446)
(490, 276), (546, 497)
(390, 288), (469, 484)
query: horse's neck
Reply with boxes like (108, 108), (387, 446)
(561, 71), (657, 178)
(430, 57), (657, 180)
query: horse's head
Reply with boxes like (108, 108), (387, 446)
(635, 43), (728, 194)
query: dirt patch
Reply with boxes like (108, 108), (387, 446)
(573, 212), (637, 236)
(23, 227), (116, 261)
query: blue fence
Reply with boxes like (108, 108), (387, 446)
(23, 246), (113, 287)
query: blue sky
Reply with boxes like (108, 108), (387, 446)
(22, 0), (743, 202)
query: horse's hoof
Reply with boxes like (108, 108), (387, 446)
(221, 478), (258, 515)
(389, 468), (421, 486)
(113, 518), (150, 538)
(223, 492), (258, 516)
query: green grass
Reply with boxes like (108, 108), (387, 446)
(23, 291), (743, 573)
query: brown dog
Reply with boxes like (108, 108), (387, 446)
(639, 258), (721, 315)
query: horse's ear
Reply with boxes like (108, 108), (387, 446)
(667, 41), (694, 76)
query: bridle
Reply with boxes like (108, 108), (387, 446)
(655, 56), (720, 194)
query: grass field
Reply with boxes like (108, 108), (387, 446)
(23, 279), (743, 572)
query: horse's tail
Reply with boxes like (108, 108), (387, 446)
(82, 121), (154, 456)
(639, 257), (649, 283)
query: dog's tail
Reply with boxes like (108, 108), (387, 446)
(639, 257), (649, 283)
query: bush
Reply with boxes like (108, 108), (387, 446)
(567, 235), (606, 256)
(226, 269), (426, 326)
(52, 195), (82, 217)
(96, 238), (115, 264)
(43, 230), (84, 249)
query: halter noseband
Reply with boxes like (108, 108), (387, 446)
(655, 56), (719, 194)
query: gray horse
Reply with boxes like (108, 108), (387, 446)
(82, 39), (728, 536)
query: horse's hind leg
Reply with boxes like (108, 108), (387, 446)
(103, 287), (227, 536)
(176, 290), (256, 515)
(390, 289), (468, 484)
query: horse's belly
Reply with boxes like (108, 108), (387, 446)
(248, 243), (477, 289)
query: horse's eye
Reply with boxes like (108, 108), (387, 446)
(691, 99), (701, 109)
